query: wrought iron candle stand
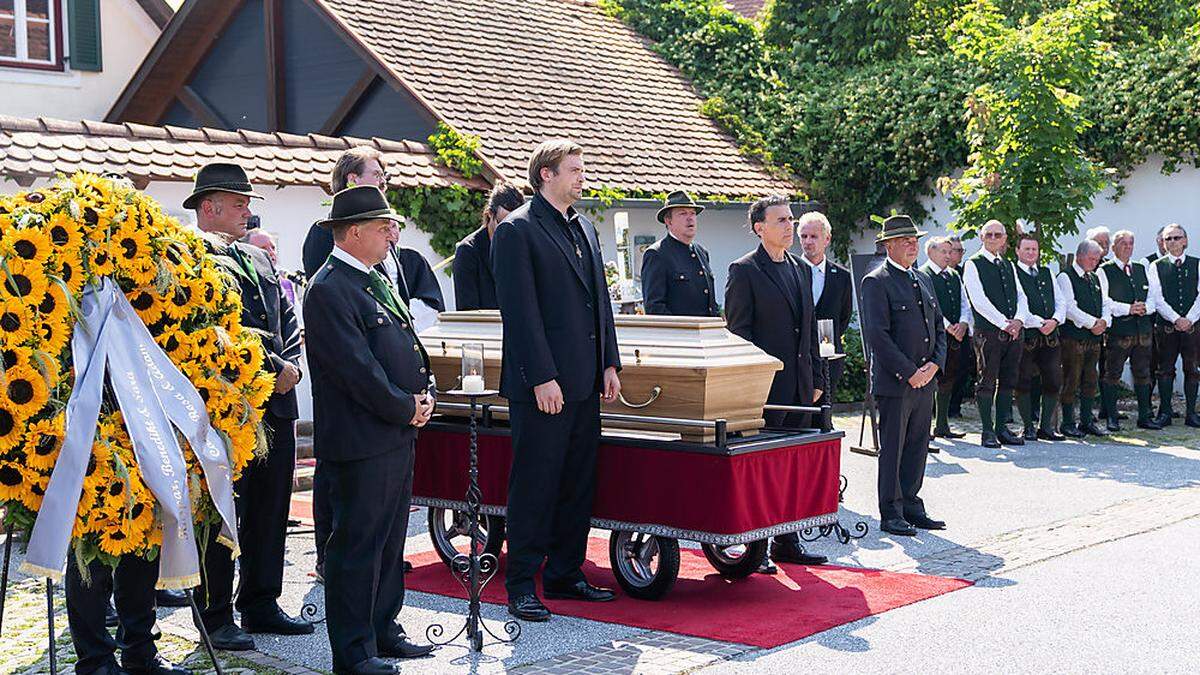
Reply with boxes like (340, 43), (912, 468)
(425, 390), (520, 656)
(803, 349), (869, 546)
(0, 522), (61, 675)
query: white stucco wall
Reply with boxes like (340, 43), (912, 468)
(0, 2), (161, 121)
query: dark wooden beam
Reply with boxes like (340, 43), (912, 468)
(319, 69), (377, 136)
(177, 86), (226, 128)
(264, 0), (285, 132)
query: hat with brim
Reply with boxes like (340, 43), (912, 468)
(316, 185), (404, 229)
(182, 162), (263, 209)
(875, 214), (927, 243)
(656, 190), (705, 224)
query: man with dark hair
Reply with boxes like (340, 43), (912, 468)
(1147, 226), (1169, 407)
(493, 140), (622, 622)
(187, 162), (311, 650)
(920, 235), (972, 438)
(725, 195), (827, 571)
(861, 216), (946, 537)
(1149, 223), (1200, 427)
(963, 220), (1029, 448)
(1101, 230), (1161, 430)
(1058, 239), (1111, 438)
(454, 182), (524, 310)
(799, 211), (853, 402)
(305, 186), (436, 674)
(944, 234), (975, 417)
(641, 191), (719, 316)
(1013, 233), (1066, 441)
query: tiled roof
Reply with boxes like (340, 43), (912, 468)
(321, 0), (797, 198)
(0, 116), (486, 191)
(726, 0), (767, 19)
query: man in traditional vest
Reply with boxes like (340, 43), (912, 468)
(963, 220), (1029, 448)
(640, 191), (719, 317)
(1012, 233), (1066, 441)
(1057, 240), (1111, 438)
(1100, 230), (1162, 431)
(1148, 223), (1200, 427)
(920, 236), (972, 438)
(944, 234), (975, 418)
(1146, 226), (1169, 409)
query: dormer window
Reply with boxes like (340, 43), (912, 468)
(1, 0), (63, 71)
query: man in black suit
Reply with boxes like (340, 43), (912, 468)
(453, 182), (524, 310)
(185, 163), (311, 650)
(304, 186), (437, 675)
(492, 140), (622, 622)
(797, 211), (853, 401)
(725, 195), (828, 572)
(640, 191), (719, 317)
(860, 215), (947, 537)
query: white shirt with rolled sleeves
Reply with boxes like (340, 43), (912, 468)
(963, 249), (1030, 329)
(924, 260), (974, 334)
(1016, 261), (1067, 328)
(1106, 258), (1158, 319)
(1148, 254), (1200, 323)
(1057, 262), (1112, 330)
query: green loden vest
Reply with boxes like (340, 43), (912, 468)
(1153, 255), (1200, 326)
(1016, 264), (1057, 338)
(921, 262), (962, 324)
(968, 252), (1018, 332)
(1062, 265), (1105, 342)
(1100, 259), (1152, 336)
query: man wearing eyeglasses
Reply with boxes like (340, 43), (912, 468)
(944, 235), (976, 419)
(1148, 223), (1200, 427)
(920, 236), (972, 439)
(963, 220), (1029, 449)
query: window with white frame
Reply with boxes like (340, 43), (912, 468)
(0, 0), (62, 70)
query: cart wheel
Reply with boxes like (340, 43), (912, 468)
(608, 531), (680, 600)
(700, 541), (768, 579)
(427, 508), (506, 568)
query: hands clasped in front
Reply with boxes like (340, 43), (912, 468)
(534, 367), (621, 414)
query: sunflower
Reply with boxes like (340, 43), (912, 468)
(155, 327), (190, 363)
(0, 298), (35, 346)
(1, 257), (49, 302)
(24, 415), (64, 471)
(98, 527), (141, 556)
(53, 257), (83, 295)
(160, 281), (194, 321)
(0, 460), (33, 502)
(3, 363), (49, 419)
(0, 398), (27, 452)
(46, 212), (83, 252)
(88, 239), (118, 277)
(126, 288), (166, 326)
(112, 224), (156, 286)
(19, 470), (49, 511)
(1, 226), (53, 264)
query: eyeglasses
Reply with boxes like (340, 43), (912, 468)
(984, 232), (1007, 239)
(1165, 235), (1186, 242)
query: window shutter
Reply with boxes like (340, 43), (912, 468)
(68, 0), (103, 72)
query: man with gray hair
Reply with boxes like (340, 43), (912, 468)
(1148, 223), (1200, 427)
(920, 236), (972, 438)
(1099, 230), (1161, 430)
(1087, 226), (1112, 261)
(798, 211), (853, 402)
(1056, 239), (1111, 437)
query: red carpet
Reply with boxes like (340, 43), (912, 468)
(406, 538), (971, 648)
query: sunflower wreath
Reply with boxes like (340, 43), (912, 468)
(0, 173), (274, 567)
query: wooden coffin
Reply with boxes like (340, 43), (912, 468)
(419, 311), (783, 441)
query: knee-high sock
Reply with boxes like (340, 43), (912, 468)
(1039, 394), (1059, 432)
(1135, 384), (1153, 422)
(1017, 393), (1034, 429)
(976, 395), (994, 436)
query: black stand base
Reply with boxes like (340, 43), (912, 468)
(0, 522), (12, 636)
(807, 474), (869, 544)
(185, 589), (224, 675)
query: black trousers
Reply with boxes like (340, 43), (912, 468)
(876, 387), (934, 522)
(1105, 332), (1153, 386)
(973, 327), (1021, 397)
(936, 336), (965, 396)
(948, 337), (976, 411)
(1061, 337), (1102, 404)
(505, 395), (600, 598)
(1155, 325), (1200, 382)
(66, 554), (159, 674)
(195, 412), (296, 629)
(1017, 333), (1063, 395)
(313, 458), (331, 570)
(325, 444), (414, 670)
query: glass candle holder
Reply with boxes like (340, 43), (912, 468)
(818, 319), (837, 358)
(461, 342), (485, 393)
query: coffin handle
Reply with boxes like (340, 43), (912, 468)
(618, 385), (661, 409)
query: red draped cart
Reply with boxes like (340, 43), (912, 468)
(413, 405), (844, 600)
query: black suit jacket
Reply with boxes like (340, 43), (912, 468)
(640, 235), (718, 316)
(452, 225), (497, 310)
(491, 194), (621, 403)
(810, 259), (853, 349)
(205, 237), (301, 420)
(724, 245), (826, 405)
(302, 221), (445, 310)
(860, 260), (947, 398)
(303, 256), (431, 463)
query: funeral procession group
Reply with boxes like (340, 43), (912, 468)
(1, 135), (1198, 675)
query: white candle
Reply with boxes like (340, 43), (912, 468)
(819, 342), (836, 358)
(462, 374), (485, 394)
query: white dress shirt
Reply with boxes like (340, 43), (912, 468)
(1148, 254), (1200, 323)
(1105, 258), (1158, 318)
(330, 244), (371, 274)
(1057, 262), (1112, 330)
(804, 255), (828, 305)
(1016, 261), (1067, 327)
(925, 260), (974, 332)
(963, 249), (1030, 330)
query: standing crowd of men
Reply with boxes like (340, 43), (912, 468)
(60, 137), (1198, 674)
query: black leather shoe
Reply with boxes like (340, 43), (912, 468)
(1037, 428), (1066, 441)
(906, 513), (947, 530)
(242, 608), (315, 635)
(1186, 413), (1200, 428)
(1106, 418), (1121, 432)
(404, 560), (414, 573)
(981, 432), (1001, 448)
(756, 559), (778, 575)
(206, 623), (255, 651)
(1023, 426), (1038, 442)
(105, 600), (119, 628)
(1061, 423), (1085, 439)
(771, 544), (827, 566)
(94, 664), (130, 675)
(933, 427), (966, 439)
(997, 428), (1025, 446)
(507, 594), (551, 621)
(337, 657), (397, 675)
(122, 655), (188, 675)
(1137, 417), (1164, 430)
(1154, 412), (1172, 427)
(880, 518), (917, 536)
(155, 589), (189, 608)
(377, 635), (435, 659)
(543, 580), (615, 602)
(1080, 420), (1108, 437)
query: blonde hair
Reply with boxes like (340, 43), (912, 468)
(528, 139), (583, 191)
